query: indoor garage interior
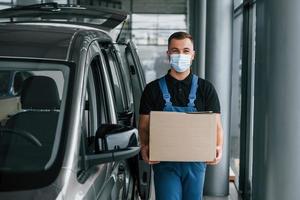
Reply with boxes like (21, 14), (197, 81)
(0, 0), (300, 200)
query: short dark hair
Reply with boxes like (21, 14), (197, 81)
(168, 31), (194, 47)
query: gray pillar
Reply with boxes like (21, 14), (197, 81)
(204, 0), (232, 196)
(254, 0), (300, 199)
(188, 0), (206, 78)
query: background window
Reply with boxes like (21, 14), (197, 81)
(230, 13), (243, 185)
(131, 14), (187, 82)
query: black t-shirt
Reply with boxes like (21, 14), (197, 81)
(139, 72), (221, 115)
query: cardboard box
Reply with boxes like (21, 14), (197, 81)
(149, 111), (217, 162)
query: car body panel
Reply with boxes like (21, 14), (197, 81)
(0, 24), (75, 60)
(0, 23), (113, 61)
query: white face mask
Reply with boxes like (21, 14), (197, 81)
(169, 54), (192, 72)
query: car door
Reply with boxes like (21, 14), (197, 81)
(72, 38), (114, 199)
(116, 41), (152, 200)
(76, 41), (136, 200)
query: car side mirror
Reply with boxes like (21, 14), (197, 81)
(95, 123), (138, 152)
(86, 124), (140, 166)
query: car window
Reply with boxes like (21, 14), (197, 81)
(0, 61), (69, 173)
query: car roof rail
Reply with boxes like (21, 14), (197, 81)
(6, 2), (60, 11)
(0, 3), (128, 30)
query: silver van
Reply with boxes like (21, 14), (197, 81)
(0, 3), (151, 200)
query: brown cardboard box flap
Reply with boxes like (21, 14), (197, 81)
(149, 111), (217, 162)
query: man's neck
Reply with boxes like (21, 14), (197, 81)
(169, 68), (191, 80)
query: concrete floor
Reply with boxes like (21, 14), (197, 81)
(203, 183), (242, 200)
(149, 181), (242, 200)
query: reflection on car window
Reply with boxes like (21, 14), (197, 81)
(0, 71), (11, 97)
(0, 71), (34, 97)
(0, 62), (68, 173)
(13, 72), (23, 96)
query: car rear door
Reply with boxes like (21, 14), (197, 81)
(116, 41), (152, 200)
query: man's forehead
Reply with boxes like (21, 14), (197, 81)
(169, 45), (193, 51)
(169, 38), (193, 48)
(170, 47), (192, 50)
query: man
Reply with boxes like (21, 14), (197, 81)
(139, 31), (223, 200)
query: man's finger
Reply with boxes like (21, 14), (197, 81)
(206, 158), (217, 165)
(149, 161), (160, 164)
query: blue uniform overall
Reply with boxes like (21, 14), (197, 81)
(153, 74), (207, 200)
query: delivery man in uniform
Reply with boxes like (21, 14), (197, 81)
(138, 31), (224, 200)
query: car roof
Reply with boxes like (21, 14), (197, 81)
(0, 22), (112, 61)
(0, 3), (128, 31)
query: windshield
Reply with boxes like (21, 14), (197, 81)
(0, 60), (69, 175)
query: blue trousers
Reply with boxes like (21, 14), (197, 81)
(153, 162), (206, 200)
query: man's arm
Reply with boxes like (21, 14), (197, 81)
(207, 113), (224, 165)
(139, 114), (150, 146)
(138, 114), (159, 164)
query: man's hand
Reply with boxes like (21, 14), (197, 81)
(140, 144), (160, 165)
(207, 114), (223, 165)
(139, 114), (160, 164)
(206, 145), (222, 165)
